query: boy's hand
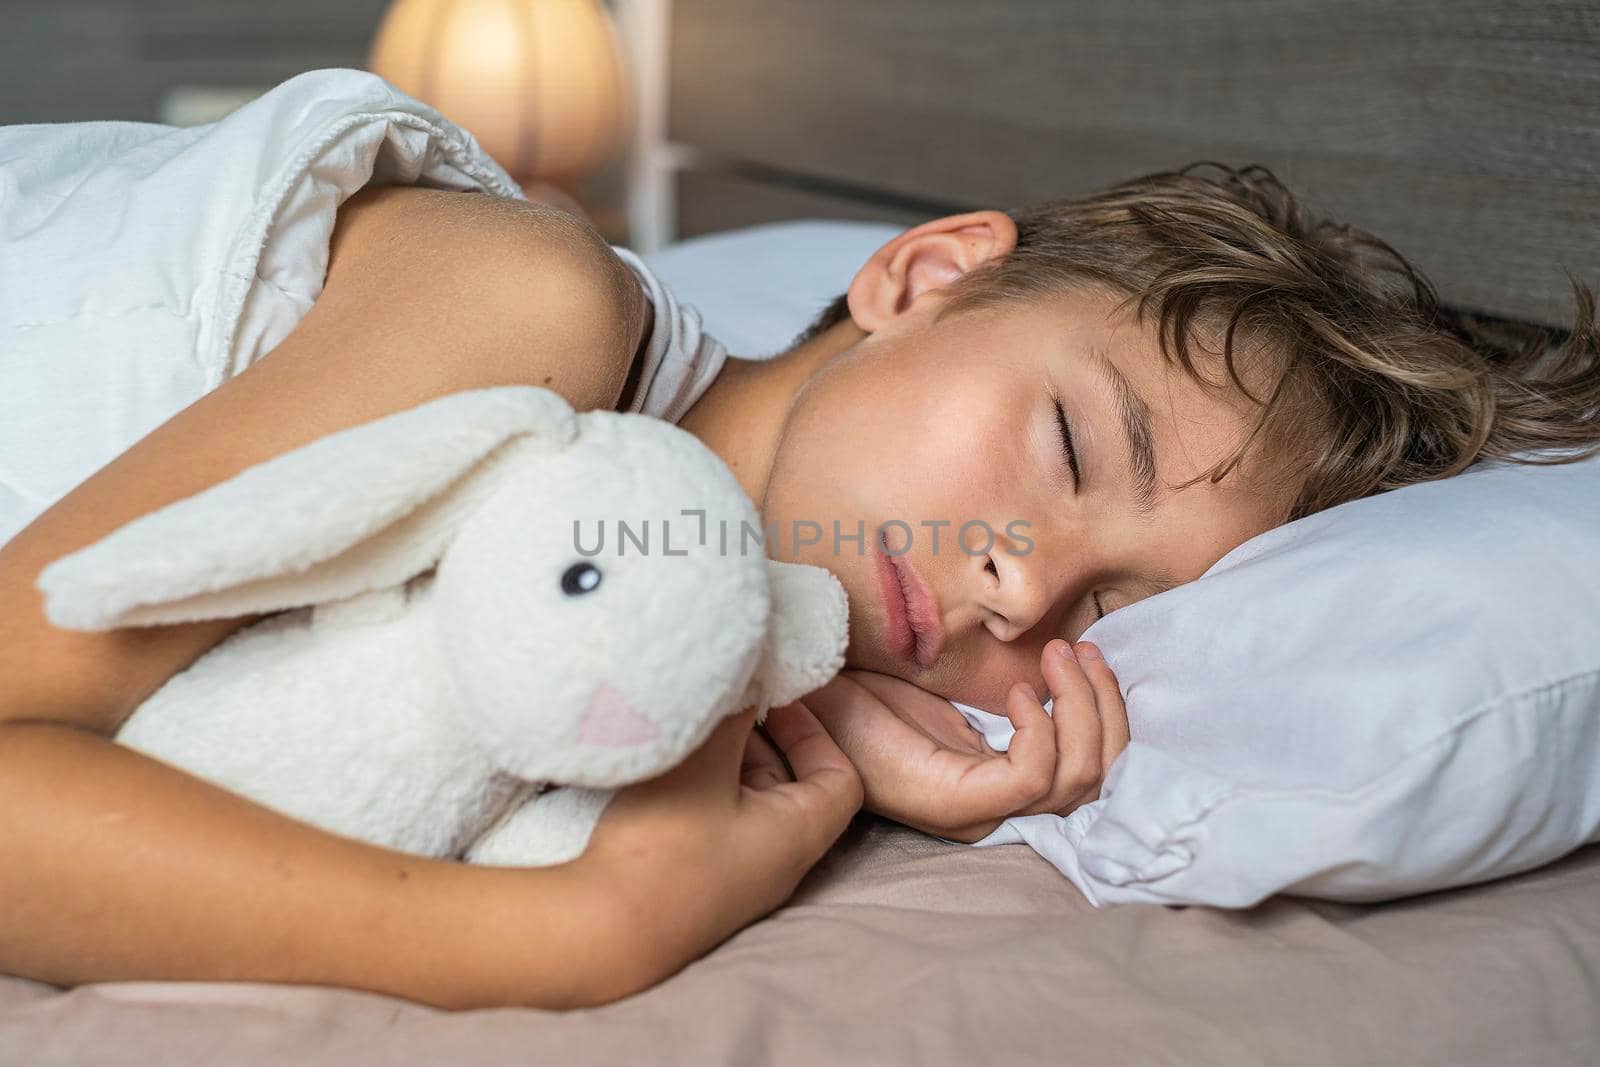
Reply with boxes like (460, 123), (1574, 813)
(579, 701), (863, 999)
(803, 641), (1128, 844)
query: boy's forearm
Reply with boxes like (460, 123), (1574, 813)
(0, 721), (631, 1011)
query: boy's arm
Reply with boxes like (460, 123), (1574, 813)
(0, 704), (862, 1009)
(0, 719), (638, 1010)
(0, 187), (660, 1005)
(805, 642), (1129, 843)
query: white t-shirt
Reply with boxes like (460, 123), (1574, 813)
(0, 242), (728, 551)
(611, 246), (730, 426)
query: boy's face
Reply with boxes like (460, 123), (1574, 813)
(759, 285), (1295, 714)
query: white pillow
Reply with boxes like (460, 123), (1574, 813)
(967, 451), (1600, 906)
(643, 221), (1600, 908)
(642, 220), (905, 358)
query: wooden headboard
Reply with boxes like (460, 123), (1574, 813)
(663, 0), (1600, 329)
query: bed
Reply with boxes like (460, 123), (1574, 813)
(4, 2), (1599, 1063)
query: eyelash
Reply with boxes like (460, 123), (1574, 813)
(1052, 397), (1082, 488)
(1051, 393), (1104, 623)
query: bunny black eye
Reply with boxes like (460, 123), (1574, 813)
(560, 562), (603, 596)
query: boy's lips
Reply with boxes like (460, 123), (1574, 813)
(874, 533), (945, 670)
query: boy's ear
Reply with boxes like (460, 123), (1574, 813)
(846, 210), (1018, 333)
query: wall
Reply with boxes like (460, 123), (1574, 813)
(0, 0), (390, 124)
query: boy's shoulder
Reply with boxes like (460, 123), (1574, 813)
(327, 185), (648, 409)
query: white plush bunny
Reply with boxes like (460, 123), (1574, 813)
(35, 386), (849, 868)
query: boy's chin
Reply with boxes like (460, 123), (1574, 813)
(841, 643), (928, 692)
(841, 643), (907, 683)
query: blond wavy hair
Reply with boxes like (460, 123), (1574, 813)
(795, 162), (1600, 521)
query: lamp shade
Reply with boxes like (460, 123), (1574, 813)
(369, 0), (631, 182)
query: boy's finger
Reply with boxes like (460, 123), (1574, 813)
(1076, 643), (1130, 785)
(762, 701), (858, 786)
(877, 687), (1054, 834)
(741, 725), (792, 790)
(993, 680), (1059, 811)
(1039, 640), (1103, 810)
(753, 702), (865, 854)
(660, 707), (758, 797)
(710, 707), (761, 764)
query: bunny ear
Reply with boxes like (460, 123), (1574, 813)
(37, 386), (578, 631)
(744, 559), (851, 716)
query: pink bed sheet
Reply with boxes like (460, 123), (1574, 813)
(4, 815), (1598, 1065)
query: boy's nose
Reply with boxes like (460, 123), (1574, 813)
(975, 534), (1065, 643)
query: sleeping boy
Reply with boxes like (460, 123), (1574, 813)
(679, 161), (1600, 845)
(2, 152), (1595, 1008)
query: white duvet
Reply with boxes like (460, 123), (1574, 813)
(0, 68), (521, 548)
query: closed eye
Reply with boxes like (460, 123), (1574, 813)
(1052, 394), (1081, 490)
(1058, 593), (1107, 647)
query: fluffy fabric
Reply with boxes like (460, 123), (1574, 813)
(37, 386), (850, 867)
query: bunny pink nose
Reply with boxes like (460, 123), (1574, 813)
(578, 682), (660, 747)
